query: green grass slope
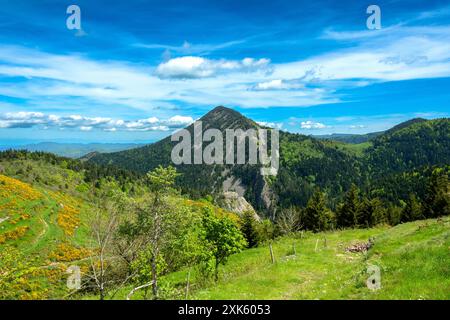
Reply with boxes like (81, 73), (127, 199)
(0, 174), (93, 299)
(0, 159), (242, 300)
(151, 216), (449, 300)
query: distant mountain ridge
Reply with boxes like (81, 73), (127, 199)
(313, 132), (383, 144)
(14, 142), (147, 158)
(313, 118), (428, 144)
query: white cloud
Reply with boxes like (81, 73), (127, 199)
(0, 111), (47, 128)
(166, 115), (194, 125)
(6, 111), (44, 119)
(256, 121), (283, 129)
(253, 79), (304, 91)
(0, 111), (193, 132)
(135, 39), (246, 55)
(255, 79), (284, 90)
(321, 25), (402, 41)
(0, 20), (450, 112)
(274, 46), (450, 84)
(300, 120), (328, 129)
(275, 25), (450, 84)
(155, 56), (271, 79)
(413, 6), (450, 21)
(0, 46), (339, 109)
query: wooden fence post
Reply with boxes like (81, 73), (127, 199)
(269, 242), (275, 264)
(185, 267), (191, 300)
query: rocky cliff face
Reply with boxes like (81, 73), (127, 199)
(216, 191), (261, 221)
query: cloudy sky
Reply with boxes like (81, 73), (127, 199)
(0, 0), (449, 145)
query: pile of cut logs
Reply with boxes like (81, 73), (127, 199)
(345, 238), (374, 253)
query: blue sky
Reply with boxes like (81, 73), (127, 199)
(0, 0), (449, 145)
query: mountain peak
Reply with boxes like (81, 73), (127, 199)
(202, 105), (243, 119)
(199, 106), (258, 131)
(210, 105), (233, 113)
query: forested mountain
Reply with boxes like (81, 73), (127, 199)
(367, 118), (450, 177)
(87, 106), (450, 218)
(87, 106), (273, 212)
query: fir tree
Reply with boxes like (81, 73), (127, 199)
(401, 193), (423, 222)
(423, 169), (450, 218)
(241, 211), (259, 248)
(359, 197), (386, 227)
(336, 184), (360, 228)
(303, 188), (333, 232)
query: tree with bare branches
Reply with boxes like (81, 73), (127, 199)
(84, 186), (135, 300)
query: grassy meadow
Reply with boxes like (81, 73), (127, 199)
(111, 216), (449, 300)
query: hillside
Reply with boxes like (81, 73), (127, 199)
(0, 143), (449, 300)
(87, 106), (450, 216)
(0, 152), (244, 299)
(0, 173), (92, 299)
(111, 216), (450, 300)
(367, 118), (450, 177)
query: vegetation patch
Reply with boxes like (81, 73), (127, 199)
(49, 243), (91, 262)
(57, 204), (81, 236)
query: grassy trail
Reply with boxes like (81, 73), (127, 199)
(141, 216), (449, 300)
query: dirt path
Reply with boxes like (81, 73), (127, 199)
(26, 207), (52, 254)
(0, 216), (9, 224)
(36, 216), (49, 241)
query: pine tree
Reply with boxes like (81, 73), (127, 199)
(423, 169), (450, 218)
(303, 188), (333, 232)
(359, 197), (387, 227)
(241, 211), (259, 248)
(336, 184), (360, 228)
(369, 198), (387, 226)
(387, 205), (402, 225)
(401, 193), (423, 222)
(358, 197), (371, 227)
